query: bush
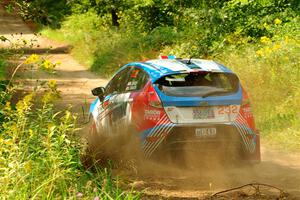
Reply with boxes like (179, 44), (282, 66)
(7, 0), (71, 27)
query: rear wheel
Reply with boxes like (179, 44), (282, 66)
(82, 121), (143, 169)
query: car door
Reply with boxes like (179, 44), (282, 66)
(96, 67), (131, 136)
(124, 67), (149, 130)
(109, 66), (148, 135)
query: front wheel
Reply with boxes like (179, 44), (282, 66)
(81, 121), (112, 169)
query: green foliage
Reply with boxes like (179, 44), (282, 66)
(0, 59), (6, 80)
(7, 0), (71, 27)
(0, 35), (139, 198)
(41, 11), (107, 67)
(0, 95), (132, 196)
(214, 19), (300, 150)
(41, 0), (299, 151)
(0, 85), (139, 199)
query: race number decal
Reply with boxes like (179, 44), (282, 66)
(218, 105), (238, 115)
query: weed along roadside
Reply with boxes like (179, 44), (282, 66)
(1, 1), (300, 199)
(0, 47), (139, 200)
(0, 6), (138, 200)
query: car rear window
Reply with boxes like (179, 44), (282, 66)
(156, 72), (239, 97)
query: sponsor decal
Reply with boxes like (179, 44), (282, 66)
(144, 109), (161, 120)
(142, 114), (175, 158)
(242, 106), (253, 119)
(130, 69), (140, 78)
(126, 81), (138, 91)
(233, 114), (256, 153)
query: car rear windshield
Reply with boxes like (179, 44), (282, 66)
(156, 72), (239, 97)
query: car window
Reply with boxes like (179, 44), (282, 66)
(125, 67), (149, 92)
(156, 72), (239, 97)
(105, 68), (130, 95)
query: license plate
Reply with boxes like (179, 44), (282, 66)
(195, 128), (217, 138)
(193, 107), (215, 119)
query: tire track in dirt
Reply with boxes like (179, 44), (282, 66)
(1, 5), (300, 199)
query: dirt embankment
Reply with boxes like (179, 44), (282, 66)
(1, 6), (299, 199)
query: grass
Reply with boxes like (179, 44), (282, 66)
(0, 56), (140, 199)
(0, 59), (6, 80)
(40, 11), (105, 69)
(215, 30), (300, 151)
(0, 88), (140, 199)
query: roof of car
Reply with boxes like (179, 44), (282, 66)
(121, 58), (234, 83)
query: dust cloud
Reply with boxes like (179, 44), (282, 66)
(81, 126), (300, 199)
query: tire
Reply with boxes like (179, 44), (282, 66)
(81, 120), (112, 169)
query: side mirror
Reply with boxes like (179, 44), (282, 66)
(91, 87), (105, 101)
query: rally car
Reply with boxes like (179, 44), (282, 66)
(88, 56), (261, 164)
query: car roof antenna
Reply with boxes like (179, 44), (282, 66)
(187, 56), (193, 64)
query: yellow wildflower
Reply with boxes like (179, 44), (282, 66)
(42, 92), (53, 104)
(274, 18), (282, 25)
(42, 60), (53, 70)
(47, 80), (57, 90)
(42, 91), (59, 104)
(256, 49), (264, 57)
(263, 22), (269, 29)
(24, 161), (32, 172)
(55, 61), (62, 65)
(284, 36), (289, 43)
(16, 93), (34, 114)
(273, 43), (281, 50)
(260, 36), (271, 44)
(4, 139), (13, 146)
(25, 54), (39, 64)
(264, 46), (272, 55)
(29, 129), (34, 137)
(4, 101), (11, 112)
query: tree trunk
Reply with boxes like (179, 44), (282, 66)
(111, 8), (119, 27)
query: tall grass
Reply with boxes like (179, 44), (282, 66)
(216, 20), (300, 150)
(0, 59), (6, 80)
(0, 87), (140, 199)
(0, 53), (139, 199)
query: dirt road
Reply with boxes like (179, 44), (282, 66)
(1, 6), (299, 199)
(0, 6), (107, 117)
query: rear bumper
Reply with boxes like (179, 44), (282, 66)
(143, 123), (261, 162)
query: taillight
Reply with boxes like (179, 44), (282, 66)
(240, 88), (256, 130)
(146, 83), (163, 108)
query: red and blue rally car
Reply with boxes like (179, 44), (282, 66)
(89, 56), (261, 163)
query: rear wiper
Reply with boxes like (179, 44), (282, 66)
(202, 90), (229, 98)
